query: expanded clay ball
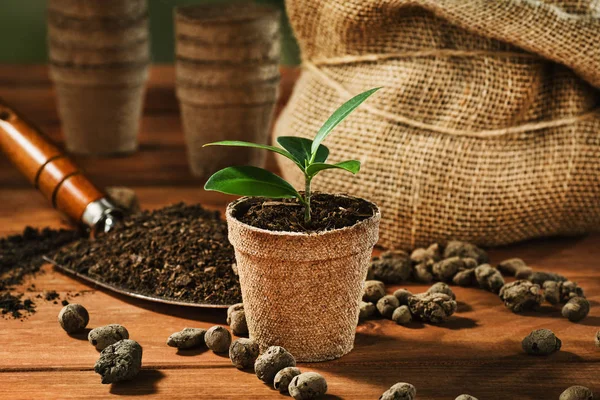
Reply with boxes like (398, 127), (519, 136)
(229, 310), (248, 336)
(167, 327), (206, 349)
(226, 303), (244, 325)
(528, 271), (567, 286)
(515, 266), (534, 280)
(204, 326), (232, 353)
(408, 293), (457, 324)
(359, 301), (376, 320)
(559, 385), (594, 400)
(379, 382), (416, 400)
(462, 257), (479, 270)
(410, 243), (442, 264)
(369, 251), (412, 283)
(543, 280), (584, 305)
(94, 339), (142, 384)
(413, 261), (434, 283)
(255, 346), (296, 383)
(595, 330), (600, 348)
(377, 295), (400, 319)
(363, 280), (386, 303)
(58, 303), (89, 334)
(455, 396), (479, 400)
(392, 305), (412, 325)
(443, 240), (488, 265)
(393, 288), (413, 306)
(432, 257), (464, 282)
(453, 268), (475, 287)
(89, 324), (129, 351)
(427, 282), (456, 300)
(497, 258), (527, 276)
(229, 338), (259, 370)
(289, 372), (327, 400)
(522, 329), (561, 355)
(274, 367), (302, 394)
(498, 280), (543, 313)
(562, 297), (590, 322)
(474, 264), (505, 293)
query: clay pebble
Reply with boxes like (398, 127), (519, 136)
(522, 329), (561, 356)
(455, 395), (479, 400)
(89, 324), (129, 351)
(545, 281), (585, 305)
(274, 367), (302, 393)
(58, 303), (89, 334)
(432, 257), (464, 282)
(167, 327), (206, 349)
(443, 240), (488, 265)
(359, 301), (377, 320)
(498, 280), (543, 313)
(408, 293), (456, 324)
(229, 338), (259, 370)
(427, 282), (456, 300)
(515, 266), (534, 280)
(410, 243), (441, 264)
(363, 280), (386, 303)
(255, 346), (296, 384)
(392, 305), (412, 325)
(528, 271), (567, 286)
(559, 385), (594, 400)
(289, 372), (327, 400)
(226, 303), (244, 325)
(474, 264), (505, 293)
(562, 297), (590, 322)
(595, 330), (600, 348)
(94, 339), (143, 384)
(497, 258), (527, 276)
(377, 295), (400, 319)
(204, 326), (231, 353)
(369, 251), (412, 283)
(453, 268), (475, 287)
(393, 288), (413, 306)
(413, 261), (434, 283)
(379, 382), (416, 400)
(229, 309), (248, 336)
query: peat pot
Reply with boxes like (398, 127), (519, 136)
(226, 195), (380, 362)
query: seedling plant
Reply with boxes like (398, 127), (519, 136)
(204, 88), (380, 223)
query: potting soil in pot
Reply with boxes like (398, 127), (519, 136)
(53, 203), (242, 305)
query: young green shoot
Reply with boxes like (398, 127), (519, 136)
(203, 87), (380, 223)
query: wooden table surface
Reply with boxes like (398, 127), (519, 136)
(0, 65), (598, 400)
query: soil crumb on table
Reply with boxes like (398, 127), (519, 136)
(53, 203), (241, 306)
(233, 193), (375, 233)
(0, 227), (81, 318)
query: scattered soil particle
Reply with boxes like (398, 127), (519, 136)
(233, 193), (375, 233)
(0, 227), (81, 318)
(53, 203), (241, 306)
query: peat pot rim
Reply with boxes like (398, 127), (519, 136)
(175, 3), (280, 25)
(227, 194), (380, 237)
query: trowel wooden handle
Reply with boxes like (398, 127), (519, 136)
(0, 99), (104, 222)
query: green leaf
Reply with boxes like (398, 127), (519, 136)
(204, 141), (302, 169)
(276, 136), (329, 167)
(204, 166), (301, 199)
(310, 87), (381, 159)
(305, 160), (361, 177)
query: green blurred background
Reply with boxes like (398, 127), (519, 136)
(0, 0), (300, 65)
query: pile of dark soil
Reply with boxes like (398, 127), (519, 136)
(233, 193), (376, 232)
(0, 227), (81, 318)
(54, 203), (241, 306)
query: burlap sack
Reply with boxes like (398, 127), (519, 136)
(274, 0), (600, 250)
(226, 196), (380, 362)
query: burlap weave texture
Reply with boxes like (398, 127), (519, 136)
(226, 197), (380, 362)
(274, 0), (600, 249)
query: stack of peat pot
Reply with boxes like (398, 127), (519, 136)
(47, 0), (150, 155)
(174, 3), (281, 179)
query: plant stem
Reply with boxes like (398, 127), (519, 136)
(304, 174), (312, 224)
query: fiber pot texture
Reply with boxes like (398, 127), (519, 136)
(226, 196), (380, 362)
(274, 0), (600, 250)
